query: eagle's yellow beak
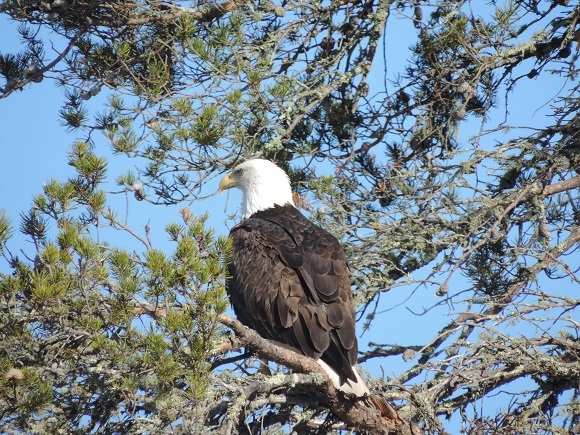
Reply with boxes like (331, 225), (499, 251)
(219, 172), (236, 194)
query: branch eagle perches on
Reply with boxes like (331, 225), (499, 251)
(218, 313), (421, 435)
(130, 300), (418, 433)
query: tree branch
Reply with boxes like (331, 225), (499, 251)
(218, 313), (421, 434)
(89, 0), (251, 27)
(0, 26), (87, 99)
(543, 175), (580, 196)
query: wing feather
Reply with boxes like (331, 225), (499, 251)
(327, 302), (345, 327)
(302, 305), (330, 353)
(313, 273), (340, 300)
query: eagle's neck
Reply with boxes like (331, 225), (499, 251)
(242, 180), (294, 218)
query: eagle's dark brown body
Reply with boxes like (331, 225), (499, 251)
(226, 204), (358, 383)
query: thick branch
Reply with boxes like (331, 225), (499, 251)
(543, 175), (580, 196)
(218, 313), (421, 434)
(217, 314), (326, 380)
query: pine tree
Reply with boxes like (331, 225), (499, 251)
(1, 1), (579, 432)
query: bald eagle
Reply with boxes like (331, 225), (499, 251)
(219, 159), (368, 397)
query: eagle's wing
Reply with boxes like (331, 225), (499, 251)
(227, 205), (357, 382)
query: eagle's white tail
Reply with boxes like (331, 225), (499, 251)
(316, 359), (370, 397)
(267, 340), (369, 397)
(266, 340), (407, 426)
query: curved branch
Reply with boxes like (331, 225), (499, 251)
(218, 313), (422, 434)
(543, 175), (580, 196)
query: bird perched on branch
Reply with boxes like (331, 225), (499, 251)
(219, 158), (368, 396)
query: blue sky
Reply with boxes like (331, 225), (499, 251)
(1, 8), (564, 252)
(0, 79), (69, 219)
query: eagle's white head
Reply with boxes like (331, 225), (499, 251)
(219, 159), (295, 218)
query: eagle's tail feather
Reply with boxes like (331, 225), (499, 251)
(316, 360), (369, 397)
